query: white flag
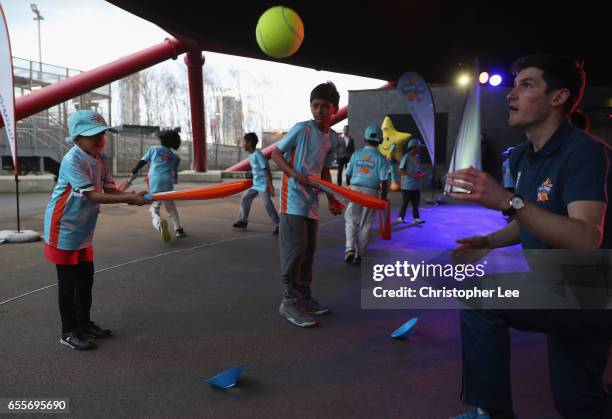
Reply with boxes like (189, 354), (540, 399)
(0, 5), (17, 172)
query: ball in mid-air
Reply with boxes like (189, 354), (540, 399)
(256, 6), (304, 58)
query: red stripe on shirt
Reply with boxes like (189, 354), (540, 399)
(49, 184), (72, 247)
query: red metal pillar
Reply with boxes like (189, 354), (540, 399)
(185, 50), (207, 172)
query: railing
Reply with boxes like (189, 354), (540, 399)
(17, 114), (71, 158)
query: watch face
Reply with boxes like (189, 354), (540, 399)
(511, 196), (524, 209)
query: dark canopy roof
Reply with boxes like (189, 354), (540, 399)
(108, 0), (609, 85)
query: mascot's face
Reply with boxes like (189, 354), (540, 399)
(378, 116), (411, 162)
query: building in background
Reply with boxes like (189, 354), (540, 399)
(1, 57), (111, 176)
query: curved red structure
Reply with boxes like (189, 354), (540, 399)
(2, 38), (186, 126)
(1, 37), (213, 173)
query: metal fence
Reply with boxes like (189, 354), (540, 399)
(106, 134), (247, 174)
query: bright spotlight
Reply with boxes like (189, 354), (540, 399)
(479, 72), (489, 84)
(457, 74), (470, 87)
(489, 74), (503, 87)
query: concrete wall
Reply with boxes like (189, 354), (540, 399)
(105, 134), (246, 174)
(348, 86), (467, 182)
(0, 174), (55, 192)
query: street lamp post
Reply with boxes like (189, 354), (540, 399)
(30, 4), (44, 174)
(30, 4), (43, 79)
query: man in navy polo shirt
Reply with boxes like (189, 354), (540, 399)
(446, 54), (611, 418)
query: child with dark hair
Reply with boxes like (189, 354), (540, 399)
(232, 132), (279, 234)
(132, 129), (186, 242)
(450, 53), (611, 419)
(271, 81), (342, 328)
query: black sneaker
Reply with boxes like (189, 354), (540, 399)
(344, 250), (355, 264)
(303, 297), (330, 315)
(272, 226), (279, 235)
(175, 228), (187, 238)
(81, 321), (112, 338)
(232, 220), (248, 229)
(60, 332), (95, 350)
(279, 298), (316, 327)
(353, 256), (362, 266)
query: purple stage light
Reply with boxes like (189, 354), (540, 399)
(489, 74), (502, 86)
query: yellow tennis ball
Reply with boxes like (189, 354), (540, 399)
(256, 6), (304, 58)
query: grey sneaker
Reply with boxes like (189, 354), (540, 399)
(413, 218), (425, 224)
(279, 298), (316, 327)
(303, 297), (330, 315)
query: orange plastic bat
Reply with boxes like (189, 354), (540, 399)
(307, 175), (391, 240)
(144, 180), (253, 201)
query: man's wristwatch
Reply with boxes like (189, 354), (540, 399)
(502, 194), (525, 216)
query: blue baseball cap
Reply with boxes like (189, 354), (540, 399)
(65, 110), (117, 143)
(364, 123), (383, 143)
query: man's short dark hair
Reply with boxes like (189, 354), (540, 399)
(310, 81), (340, 109)
(158, 129), (181, 150)
(243, 132), (259, 147)
(512, 53), (586, 116)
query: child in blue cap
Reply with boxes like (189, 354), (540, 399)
(131, 129), (186, 242)
(43, 110), (150, 351)
(344, 123), (389, 265)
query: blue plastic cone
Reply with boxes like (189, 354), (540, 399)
(391, 317), (418, 339)
(206, 364), (244, 389)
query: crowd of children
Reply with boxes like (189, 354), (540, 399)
(43, 83), (437, 347)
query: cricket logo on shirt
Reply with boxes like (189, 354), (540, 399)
(537, 177), (554, 202)
(357, 155), (376, 175)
